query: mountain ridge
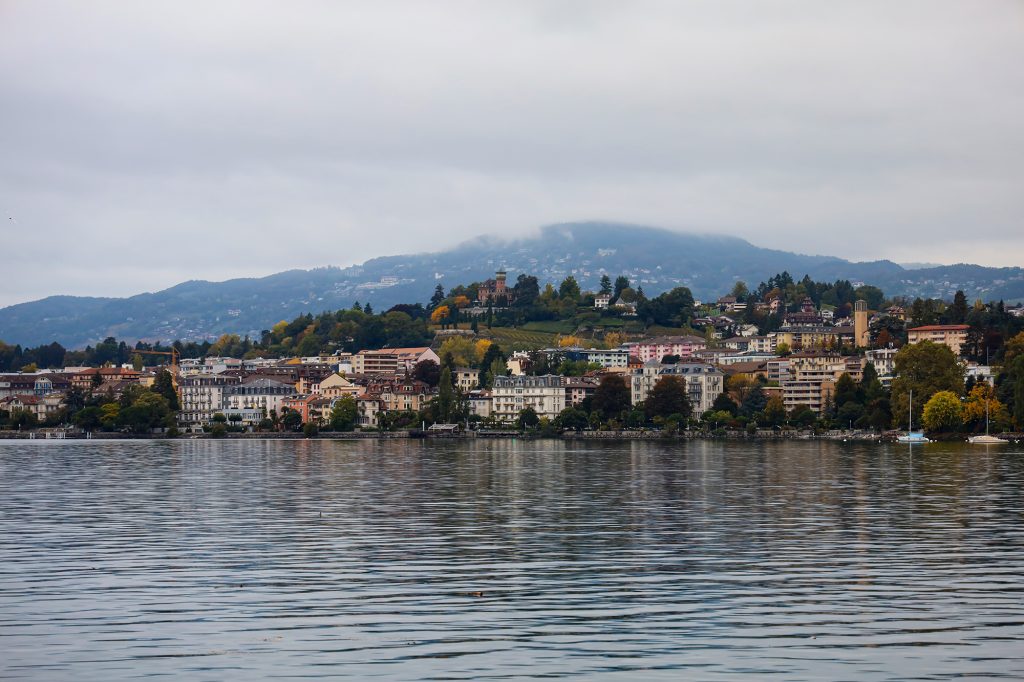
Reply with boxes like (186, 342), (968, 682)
(2, 222), (1022, 348)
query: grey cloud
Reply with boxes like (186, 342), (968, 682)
(1, 0), (1022, 307)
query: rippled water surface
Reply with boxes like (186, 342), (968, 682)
(2, 439), (1024, 680)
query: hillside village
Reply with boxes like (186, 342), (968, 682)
(2, 269), (1024, 438)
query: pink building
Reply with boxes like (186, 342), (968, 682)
(627, 336), (708, 363)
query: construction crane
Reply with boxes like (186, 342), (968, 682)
(130, 348), (181, 391)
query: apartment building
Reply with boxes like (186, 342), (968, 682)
(492, 375), (565, 422)
(907, 325), (970, 356)
(630, 361), (724, 414)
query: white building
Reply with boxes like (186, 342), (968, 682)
(492, 375), (565, 422)
(179, 374), (242, 427)
(630, 361), (724, 414)
(224, 377), (294, 417)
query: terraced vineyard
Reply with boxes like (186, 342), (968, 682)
(483, 327), (559, 350)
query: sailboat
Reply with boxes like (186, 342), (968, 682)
(897, 389), (931, 444)
(968, 396), (1007, 445)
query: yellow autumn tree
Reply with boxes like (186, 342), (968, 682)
(963, 383), (1011, 431)
(474, 339), (493, 363)
(452, 295), (471, 309)
(430, 305), (450, 324)
(557, 335), (581, 348)
(438, 336), (477, 368)
(604, 332), (625, 349)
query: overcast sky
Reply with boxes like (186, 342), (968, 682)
(1, 1), (1022, 307)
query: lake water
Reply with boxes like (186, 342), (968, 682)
(1, 439), (1023, 680)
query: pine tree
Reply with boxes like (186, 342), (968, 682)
(436, 367), (455, 423)
(430, 284), (445, 308)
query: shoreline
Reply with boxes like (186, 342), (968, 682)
(7, 430), (1013, 443)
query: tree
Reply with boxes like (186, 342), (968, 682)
(613, 276), (630, 301)
(558, 276), (581, 301)
(763, 395), (787, 426)
(556, 407), (589, 431)
(638, 287), (695, 327)
(436, 367), (455, 423)
(949, 290), (969, 325)
(329, 395), (358, 431)
(412, 359), (441, 387)
(833, 373), (859, 409)
(890, 341), (965, 428)
(963, 383), (1010, 433)
(438, 336), (477, 368)
(152, 369), (179, 410)
(644, 376), (691, 420)
(599, 274), (612, 295)
(724, 374), (757, 403)
(296, 333), (321, 357)
(711, 392), (738, 416)
(430, 284), (446, 308)
(739, 385), (768, 417)
(922, 391), (963, 432)
(860, 363), (884, 401)
(281, 409), (303, 432)
(517, 406), (539, 430)
(731, 281), (749, 300)
(430, 305), (451, 326)
(484, 357), (507, 389)
(512, 274), (540, 307)
(131, 354), (144, 371)
(593, 375), (631, 420)
(73, 405), (103, 431)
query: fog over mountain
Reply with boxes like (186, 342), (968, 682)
(1, 222), (1021, 348)
(2, 2), (1023, 308)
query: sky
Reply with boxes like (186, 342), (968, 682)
(1, 1), (1023, 308)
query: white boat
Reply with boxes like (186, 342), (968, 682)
(968, 397), (1007, 445)
(897, 390), (932, 444)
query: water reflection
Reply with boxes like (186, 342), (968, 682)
(1, 439), (1023, 679)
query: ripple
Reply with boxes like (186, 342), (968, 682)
(1, 439), (1023, 679)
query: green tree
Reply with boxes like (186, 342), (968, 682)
(296, 333), (321, 357)
(73, 405), (103, 431)
(152, 369), (179, 410)
(645, 376), (691, 421)
(99, 403), (120, 430)
(599, 274), (612, 295)
(430, 283), (446, 308)
(412, 359), (441, 387)
(949, 290), (969, 324)
(890, 341), (965, 428)
(592, 374), (631, 421)
(329, 395), (358, 431)
(555, 407), (589, 431)
(436, 367), (455, 423)
(922, 390), (964, 432)
(833, 373), (859, 409)
(739, 385), (768, 417)
(558, 276), (581, 301)
(613, 276), (630, 301)
(762, 395), (786, 426)
(711, 392), (738, 416)
(281, 409), (303, 432)
(517, 406), (539, 430)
